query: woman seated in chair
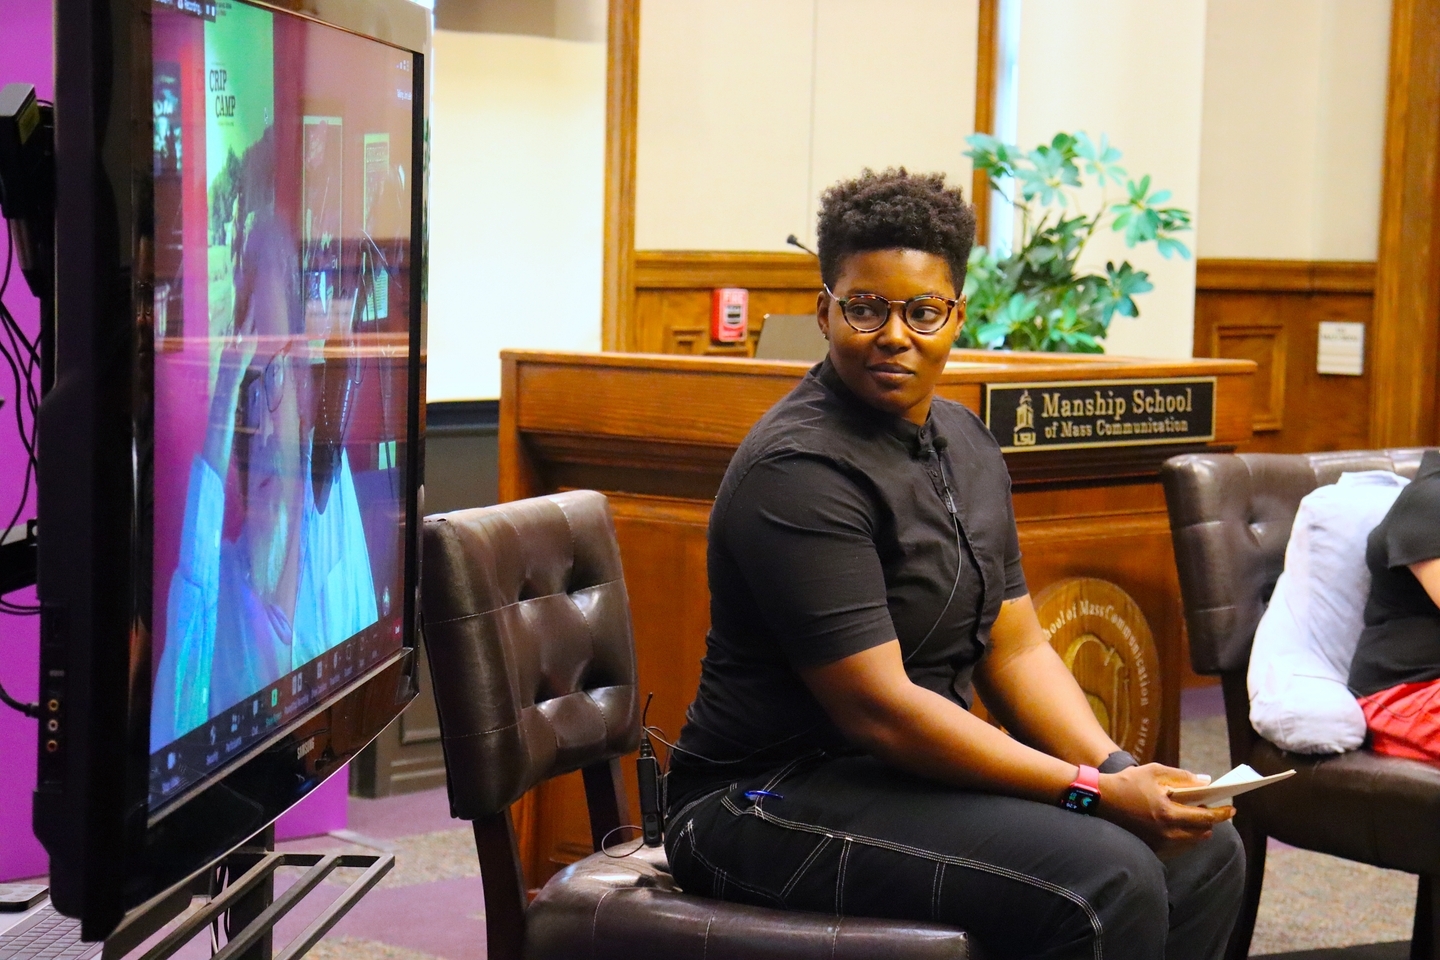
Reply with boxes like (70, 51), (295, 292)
(664, 168), (1244, 960)
(1349, 450), (1440, 761)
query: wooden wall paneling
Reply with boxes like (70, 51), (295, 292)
(1209, 314), (1286, 432)
(602, 0), (640, 352)
(630, 251), (823, 356)
(498, 355), (543, 502)
(971, 0), (999, 240)
(631, 289), (822, 356)
(513, 357), (805, 446)
(1295, 294), (1375, 453)
(535, 773), (592, 876)
(632, 251), (821, 289)
(1194, 259), (1375, 453)
(1371, 0), (1440, 447)
(1194, 259), (1375, 294)
(631, 290), (716, 355)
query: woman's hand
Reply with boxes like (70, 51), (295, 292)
(1098, 764), (1235, 857)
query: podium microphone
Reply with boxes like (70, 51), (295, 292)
(786, 234), (818, 258)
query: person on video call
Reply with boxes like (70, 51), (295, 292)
(1349, 450), (1440, 760)
(151, 213), (378, 747)
(664, 170), (1244, 960)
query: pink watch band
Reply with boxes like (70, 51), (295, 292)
(1071, 764), (1100, 794)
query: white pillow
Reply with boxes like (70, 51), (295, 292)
(1247, 470), (1409, 753)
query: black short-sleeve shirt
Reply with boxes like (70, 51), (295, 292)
(668, 360), (1027, 807)
(1348, 450), (1440, 696)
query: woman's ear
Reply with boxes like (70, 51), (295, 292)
(816, 290), (831, 341)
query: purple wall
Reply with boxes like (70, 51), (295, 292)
(0, 0), (53, 884)
(0, 0), (343, 882)
(274, 773), (348, 842)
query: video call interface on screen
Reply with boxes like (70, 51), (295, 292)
(147, 0), (415, 809)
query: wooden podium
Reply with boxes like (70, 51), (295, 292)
(498, 348), (1255, 887)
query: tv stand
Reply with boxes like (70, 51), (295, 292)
(102, 828), (393, 960)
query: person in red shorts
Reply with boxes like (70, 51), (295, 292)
(1350, 449), (1440, 760)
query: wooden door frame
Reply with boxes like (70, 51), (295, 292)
(1371, 0), (1440, 447)
(601, 0), (640, 351)
(971, 0), (999, 242)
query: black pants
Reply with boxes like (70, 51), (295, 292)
(665, 754), (1245, 960)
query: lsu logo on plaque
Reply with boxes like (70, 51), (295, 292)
(1035, 578), (1161, 763)
(985, 377), (1217, 453)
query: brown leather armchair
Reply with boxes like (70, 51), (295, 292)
(1162, 449), (1440, 960)
(421, 491), (980, 960)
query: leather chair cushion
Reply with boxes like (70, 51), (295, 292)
(1242, 738), (1440, 875)
(526, 845), (980, 960)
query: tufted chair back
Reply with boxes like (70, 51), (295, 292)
(420, 491), (642, 960)
(1161, 448), (1429, 676)
(421, 490), (640, 817)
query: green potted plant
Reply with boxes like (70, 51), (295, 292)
(960, 131), (1192, 353)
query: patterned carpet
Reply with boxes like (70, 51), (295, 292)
(130, 685), (1419, 959)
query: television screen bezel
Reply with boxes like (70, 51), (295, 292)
(37, 0), (429, 939)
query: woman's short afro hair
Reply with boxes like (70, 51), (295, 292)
(816, 168), (976, 292)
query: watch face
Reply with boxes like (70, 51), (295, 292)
(1062, 787), (1099, 814)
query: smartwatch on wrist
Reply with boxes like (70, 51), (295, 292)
(1061, 764), (1101, 814)
(1098, 749), (1139, 774)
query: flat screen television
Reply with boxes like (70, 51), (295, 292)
(36, 0), (428, 939)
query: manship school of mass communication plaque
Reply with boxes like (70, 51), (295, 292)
(984, 377), (1217, 454)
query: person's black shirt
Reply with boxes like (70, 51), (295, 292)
(1348, 450), (1440, 697)
(667, 359), (1027, 811)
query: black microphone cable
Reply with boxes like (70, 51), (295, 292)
(636, 693), (664, 846)
(904, 434), (964, 665)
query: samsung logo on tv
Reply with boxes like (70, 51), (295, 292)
(297, 737), (316, 760)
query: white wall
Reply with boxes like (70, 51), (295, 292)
(1197, 0), (1390, 260)
(427, 29), (605, 401)
(635, 0), (980, 251)
(807, 1), (980, 244)
(634, 0), (815, 251)
(1015, 0), (1208, 360)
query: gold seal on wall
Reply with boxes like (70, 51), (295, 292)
(1033, 577), (1162, 763)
